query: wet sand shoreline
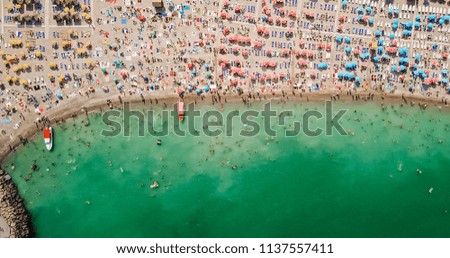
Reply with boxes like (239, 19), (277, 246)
(1, 90), (448, 164)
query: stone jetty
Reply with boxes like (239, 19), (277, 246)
(0, 169), (32, 238)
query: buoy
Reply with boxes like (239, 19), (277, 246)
(156, 139), (162, 146)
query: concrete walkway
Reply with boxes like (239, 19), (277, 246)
(0, 216), (11, 238)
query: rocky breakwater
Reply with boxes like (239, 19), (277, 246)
(0, 169), (32, 238)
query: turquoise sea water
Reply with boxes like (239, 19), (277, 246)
(3, 101), (450, 237)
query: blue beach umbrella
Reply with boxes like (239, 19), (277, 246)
(415, 54), (421, 60)
(375, 30), (381, 37)
(345, 37), (351, 44)
(378, 39), (384, 46)
(391, 65), (398, 72)
(427, 23), (433, 31)
(369, 18), (374, 25)
(318, 63), (328, 69)
(439, 18), (444, 25)
(335, 35), (343, 43)
(204, 86), (210, 92)
(442, 78), (448, 85)
(358, 14), (363, 20)
(432, 43), (438, 50)
(445, 15), (450, 22)
(414, 22), (421, 29)
(377, 46), (384, 54)
(405, 21), (413, 30)
(355, 77), (361, 84)
(382, 54), (388, 59)
(373, 56), (380, 62)
(416, 15), (421, 22)
(442, 69), (448, 77)
(428, 14), (437, 22)
(366, 6), (372, 14)
(357, 7), (363, 14)
(196, 89), (202, 95)
(389, 33), (395, 39)
(345, 46), (351, 54)
(342, 0), (347, 8)
(117, 83), (123, 90)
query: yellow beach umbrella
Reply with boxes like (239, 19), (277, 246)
(22, 63), (30, 70)
(64, 7), (70, 13)
(26, 43), (32, 49)
(7, 5), (14, 12)
(0, 51), (4, 57)
(48, 74), (54, 78)
(5, 76), (12, 82)
(51, 40), (57, 46)
(70, 7), (75, 13)
(35, 51), (42, 57)
(15, 4), (22, 9)
(20, 79), (28, 85)
(67, 29), (73, 35)
(85, 14), (91, 21)
(81, 4), (87, 11)
(11, 77), (18, 83)
(19, 51), (26, 57)
(12, 66), (19, 72)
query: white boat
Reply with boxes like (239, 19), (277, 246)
(44, 127), (53, 151)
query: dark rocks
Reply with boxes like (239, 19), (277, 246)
(0, 169), (33, 238)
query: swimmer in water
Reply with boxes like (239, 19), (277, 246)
(231, 165), (237, 169)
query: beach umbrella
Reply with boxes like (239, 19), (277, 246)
(335, 35), (343, 43)
(373, 56), (380, 62)
(427, 23), (433, 31)
(358, 14), (363, 21)
(345, 37), (351, 44)
(369, 18), (374, 25)
(117, 83), (123, 90)
(442, 69), (448, 77)
(342, 0), (347, 8)
(428, 14), (437, 22)
(345, 46), (351, 54)
(391, 65), (398, 72)
(357, 7), (363, 14)
(375, 30), (381, 37)
(414, 22), (420, 29)
(415, 54), (421, 61)
(366, 6), (372, 14)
